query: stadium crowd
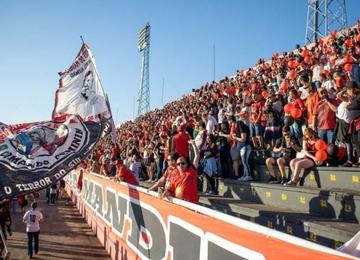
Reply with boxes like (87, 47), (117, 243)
(81, 21), (360, 204)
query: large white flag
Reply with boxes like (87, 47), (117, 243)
(53, 44), (110, 122)
(53, 43), (116, 142)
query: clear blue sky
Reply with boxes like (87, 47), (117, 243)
(0, 1), (359, 125)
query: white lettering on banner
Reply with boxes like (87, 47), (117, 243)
(4, 186), (12, 195)
(68, 172), (257, 260)
(15, 177), (52, 192)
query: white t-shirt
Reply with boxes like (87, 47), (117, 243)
(337, 101), (351, 123)
(206, 115), (217, 135)
(129, 161), (142, 181)
(23, 209), (43, 232)
(298, 86), (310, 100)
(194, 129), (206, 149)
(218, 108), (225, 124)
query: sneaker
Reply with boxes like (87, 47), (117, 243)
(267, 176), (277, 183)
(242, 176), (253, 182)
(237, 176), (245, 181)
(269, 179), (281, 184)
(280, 178), (288, 185)
(342, 161), (353, 167)
(284, 180), (297, 186)
(206, 190), (216, 195)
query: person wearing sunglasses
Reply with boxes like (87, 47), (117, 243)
(162, 140), (200, 204)
(147, 152), (180, 193)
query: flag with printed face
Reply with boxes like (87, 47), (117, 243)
(0, 115), (106, 200)
(53, 44), (112, 122)
(0, 44), (115, 200)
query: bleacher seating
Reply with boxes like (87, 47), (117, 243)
(112, 21), (360, 249)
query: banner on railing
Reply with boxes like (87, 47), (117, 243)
(65, 171), (355, 260)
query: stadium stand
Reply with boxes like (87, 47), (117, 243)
(86, 20), (360, 249)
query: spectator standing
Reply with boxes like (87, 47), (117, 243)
(314, 88), (339, 144)
(346, 81), (360, 164)
(200, 134), (218, 194)
(233, 120), (252, 181)
(129, 152), (142, 181)
(164, 140), (199, 204)
(49, 183), (57, 205)
(171, 124), (190, 160)
(23, 202), (43, 259)
(206, 111), (217, 135)
(147, 152), (180, 193)
(250, 93), (265, 149)
(335, 87), (353, 166)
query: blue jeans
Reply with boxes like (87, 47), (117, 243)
(156, 157), (164, 180)
(352, 64), (360, 86)
(290, 121), (302, 140)
(27, 231), (39, 257)
(318, 129), (334, 144)
(240, 145), (252, 177)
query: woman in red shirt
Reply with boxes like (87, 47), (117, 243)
(164, 140), (200, 204)
(147, 152), (180, 192)
(285, 128), (321, 186)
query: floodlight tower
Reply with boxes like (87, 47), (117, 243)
(137, 23), (151, 116)
(305, 0), (347, 44)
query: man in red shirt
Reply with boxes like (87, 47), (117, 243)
(314, 88), (339, 144)
(116, 160), (139, 186)
(171, 124), (190, 159)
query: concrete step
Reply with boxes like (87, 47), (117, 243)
(253, 165), (360, 193)
(199, 195), (360, 249)
(199, 177), (360, 222)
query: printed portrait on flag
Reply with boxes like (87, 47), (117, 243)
(0, 43), (115, 200)
(53, 44), (110, 122)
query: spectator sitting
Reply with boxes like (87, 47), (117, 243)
(266, 126), (301, 184)
(285, 128), (322, 186)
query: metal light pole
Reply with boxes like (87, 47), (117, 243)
(305, 0), (347, 44)
(137, 23), (151, 116)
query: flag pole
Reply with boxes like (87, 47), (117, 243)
(80, 35), (85, 44)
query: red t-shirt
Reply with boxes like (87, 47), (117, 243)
(250, 101), (264, 123)
(168, 167), (198, 204)
(172, 132), (190, 158)
(117, 165), (139, 186)
(291, 98), (305, 111)
(314, 99), (339, 130)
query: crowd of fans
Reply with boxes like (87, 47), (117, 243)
(81, 21), (360, 203)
